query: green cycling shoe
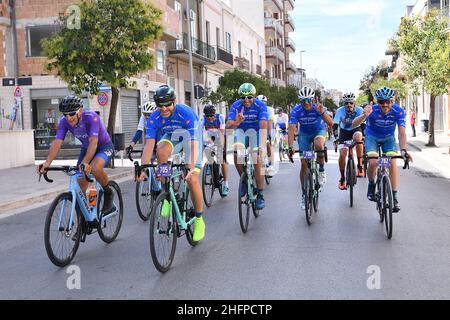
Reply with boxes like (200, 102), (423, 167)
(192, 216), (206, 242)
(160, 199), (171, 218)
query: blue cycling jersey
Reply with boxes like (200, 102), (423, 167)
(289, 104), (326, 135)
(365, 104), (406, 138)
(146, 103), (200, 141)
(201, 114), (225, 131)
(333, 106), (364, 131)
(228, 99), (268, 131)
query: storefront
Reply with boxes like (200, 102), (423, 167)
(31, 88), (89, 150)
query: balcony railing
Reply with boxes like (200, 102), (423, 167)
(285, 0), (295, 12)
(286, 60), (296, 71)
(265, 46), (284, 62)
(270, 78), (286, 87)
(264, 0), (283, 12)
(234, 56), (250, 71)
(285, 14), (295, 32)
(285, 37), (296, 51)
(264, 18), (284, 36)
(168, 32), (216, 63)
(217, 46), (233, 65)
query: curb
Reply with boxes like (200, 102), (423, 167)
(0, 169), (133, 215)
(408, 141), (423, 152)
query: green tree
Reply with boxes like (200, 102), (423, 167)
(393, 9), (450, 146)
(42, 0), (163, 137)
(356, 92), (369, 105)
(324, 98), (338, 112)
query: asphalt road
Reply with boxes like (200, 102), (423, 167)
(1, 141), (449, 299)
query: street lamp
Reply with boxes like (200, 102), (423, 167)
(299, 50), (306, 88)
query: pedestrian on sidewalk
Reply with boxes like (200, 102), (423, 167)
(410, 110), (416, 137)
(8, 99), (19, 130)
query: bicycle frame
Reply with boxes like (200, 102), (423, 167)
(238, 148), (258, 203)
(61, 174), (118, 232)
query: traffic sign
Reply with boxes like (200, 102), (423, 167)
(14, 86), (23, 97)
(194, 85), (204, 99)
(98, 92), (108, 106)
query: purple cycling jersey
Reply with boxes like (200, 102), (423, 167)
(55, 111), (111, 148)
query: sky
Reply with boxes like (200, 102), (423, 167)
(289, 0), (415, 94)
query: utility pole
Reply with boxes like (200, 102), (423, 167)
(185, 0), (197, 115)
(299, 50), (305, 89)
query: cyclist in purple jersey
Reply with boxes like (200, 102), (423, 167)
(138, 85), (206, 242)
(38, 95), (115, 214)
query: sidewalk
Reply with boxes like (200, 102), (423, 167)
(0, 158), (135, 216)
(407, 131), (450, 179)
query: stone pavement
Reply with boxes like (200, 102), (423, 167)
(0, 158), (135, 217)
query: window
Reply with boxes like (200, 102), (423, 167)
(206, 21), (210, 47)
(27, 25), (60, 57)
(216, 27), (221, 47)
(156, 49), (165, 72)
(238, 41), (242, 57)
(225, 32), (231, 53)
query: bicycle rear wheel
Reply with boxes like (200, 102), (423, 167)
(251, 172), (260, 218)
(382, 176), (393, 239)
(44, 192), (81, 267)
(97, 181), (123, 243)
(202, 164), (215, 208)
(238, 173), (250, 233)
(347, 158), (355, 208)
(149, 191), (177, 273)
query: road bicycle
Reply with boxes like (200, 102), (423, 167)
(135, 159), (198, 273)
(367, 145), (410, 239)
(40, 165), (123, 267)
(277, 129), (289, 162)
(202, 142), (227, 207)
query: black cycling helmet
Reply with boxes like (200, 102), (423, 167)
(277, 108), (283, 114)
(203, 104), (216, 116)
(154, 85), (176, 106)
(59, 95), (83, 113)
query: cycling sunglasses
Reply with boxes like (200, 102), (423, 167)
(378, 100), (392, 105)
(301, 98), (312, 104)
(63, 111), (77, 117)
(240, 95), (254, 100)
(157, 102), (173, 108)
(345, 101), (354, 105)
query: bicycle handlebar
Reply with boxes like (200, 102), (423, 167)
(366, 155), (410, 170)
(38, 165), (93, 183)
(127, 149), (143, 162)
(134, 161), (186, 180)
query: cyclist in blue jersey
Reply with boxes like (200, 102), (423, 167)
(226, 83), (269, 210)
(333, 92), (365, 190)
(38, 95), (115, 214)
(125, 101), (158, 154)
(288, 87), (334, 210)
(200, 104), (229, 196)
(352, 87), (413, 212)
(138, 85), (205, 242)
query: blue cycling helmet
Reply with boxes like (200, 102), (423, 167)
(238, 83), (256, 96)
(375, 87), (396, 101)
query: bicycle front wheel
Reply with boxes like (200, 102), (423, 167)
(202, 164), (215, 208)
(238, 173), (250, 233)
(382, 176), (393, 239)
(304, 172), (314, 225)
(347, 158), (355, 208)
(97, 181), (123, 243)
(135, 169), (155, 221)
(149, 191), (177, 273)
(44, 192), (81, 267)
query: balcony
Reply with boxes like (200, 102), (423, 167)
(286, 60), (296, 73)
(284, 0), (295, 12)
(264, 0), (283, 12)
(285, 37), (296, 53)
(161, 5), (180, 41)
(264, 18), (284, 38)
(285, 14), (295, 33)
(215, 46), (234, 70)
(234, 56), (250, 71)
(270, 78), (286, 87)
(265, 46), (284, 64)
(168, 33), (216, 65)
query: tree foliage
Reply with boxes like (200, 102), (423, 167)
(370, 76), (407, 102)
(42, 0), (163, 136)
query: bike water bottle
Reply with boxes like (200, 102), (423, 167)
(88, 181), (97, 207)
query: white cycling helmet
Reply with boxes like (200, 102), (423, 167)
(298, 86), (315, 99)
(256, 95), (268, 103)
(142, 101), (158, 114)
(342, 92), (356, 103)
